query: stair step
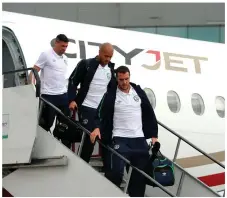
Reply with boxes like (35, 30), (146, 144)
(89, 157), (103, 167)
(90, 158), (127, 190)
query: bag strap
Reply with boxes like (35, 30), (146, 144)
(55, 110), (74, 126)
(149, 143), (165, 164)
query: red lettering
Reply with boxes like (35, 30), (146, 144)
(146, 50), (161, 62)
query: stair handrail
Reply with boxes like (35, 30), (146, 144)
(157, 121), (225, 169)
(2, 68), (223, 196)
(39, 96), (176, 197)
(3, 67), (40, 97)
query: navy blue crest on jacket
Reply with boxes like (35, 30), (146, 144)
(94, 82), (158, 145)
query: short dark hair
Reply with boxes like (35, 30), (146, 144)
(115, 66), (130, 77)
(56, 34), (69, 43)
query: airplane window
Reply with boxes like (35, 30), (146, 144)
(167, 91), (181, 113)
(215, 96), (225, 118)
(144, 88), (156, 109)
(191, 93), (205, 115)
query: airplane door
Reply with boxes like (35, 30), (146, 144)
(2, 26), (28, 88)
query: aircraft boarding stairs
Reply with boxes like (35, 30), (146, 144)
(2, 69), (225, 197)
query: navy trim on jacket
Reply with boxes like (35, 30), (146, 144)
(67, 56), (116, 107)
(94, 82), (158, 145)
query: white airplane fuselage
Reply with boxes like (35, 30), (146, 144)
(2, 11), (225, 191)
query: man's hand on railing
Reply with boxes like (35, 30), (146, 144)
(69, 101), (77, 111)
(28, 66), (40, 84)
(30, 72), (36, 85)
(90, 128), (101, 144)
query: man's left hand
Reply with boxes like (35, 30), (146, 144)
(151, 137), (158, 145)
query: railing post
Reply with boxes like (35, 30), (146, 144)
(38, 99), (44, 124)
(77, 131), (86, 157)
(176, 171), (185, 196)
(173, 138), (181, 162)
(123, 166), (133, 193)
(2, 74), (4, 88)
(158, 121), (225, 169)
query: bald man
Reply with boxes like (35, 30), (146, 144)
(68, 42), (116, 163)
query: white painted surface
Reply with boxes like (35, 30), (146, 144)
(3, 126), (127, 197)
(2, 85), (39, 164)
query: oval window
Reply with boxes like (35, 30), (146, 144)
(191, 93), (205, 115)
(144, 88), (156, 109)
(167, 91), (181, 113)
(215, 96), (225, 118)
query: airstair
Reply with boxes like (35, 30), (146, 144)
(2, 68), (225, 197)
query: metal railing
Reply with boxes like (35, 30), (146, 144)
(158, 121), (225, 169)
(3, 68), (40, 97)
(39, 96), (176, 197)
(39, 97), (224, 197)
(3, 67), (224, 196)
(157, 121), (225, 197)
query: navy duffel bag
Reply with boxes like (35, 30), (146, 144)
(145, 142), (175, 187)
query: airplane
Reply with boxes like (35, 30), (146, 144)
(2, 11), (225, 195)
